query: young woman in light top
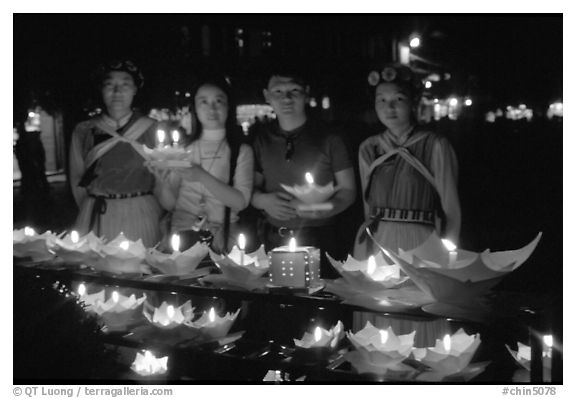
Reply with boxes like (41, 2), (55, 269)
(153, 77), (254, 253)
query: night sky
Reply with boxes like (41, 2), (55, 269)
(13, 14), (562, 119)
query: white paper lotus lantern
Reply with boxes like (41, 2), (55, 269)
(280, 172), (337, 206)
(143, 301), (195, 330)
(95, 233), (148, 274)
(13, 227), (58, 261)
(344, 322), (416, 374)
(326, 252), (408, 292)
(131, 350), (168, 376)
(411, 328), (482, 377)
(383, 232), (542, 304)
(145, 242), (209, 275)
(142, 144), (192, 168)
(294, 320), (344, 349)
(209, 245), (269, 283)
(83, 290), (147, 331)
(51, 231), (105, 264)
(184, 307), (240, 340)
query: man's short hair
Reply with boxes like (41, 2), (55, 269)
(263, 60), (309, 88)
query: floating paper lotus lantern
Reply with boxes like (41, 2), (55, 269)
(327, 252), (408, 292)
(131, 350), (168, 376)
(382, 232), (542, 305)
(411, 329), (482, 379)
(184, 307), (240, 340)
(506, 338), (553, 382)
(344, 322), (416, 375)
(143, 301), (195, 330)
(142, 144), (192, 168)
(13, 227), (57, 261)
(83, 289), (147, 331)
(146, 242), (209, 275)
(95, 233), (148, 274)
(294, 321), (345, 349)
(280, 172), (336, 207)
(51, 231), (104, 264)
(209, 245), (269, 282)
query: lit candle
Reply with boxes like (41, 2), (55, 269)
(288, 237), (297, 252)
(305, 172), (315, 186)
(166, 305), (175, 325)
(171, 130), (180, 147)
(156, 129), (166, 148)
(443, 333), (452, 353)
(112, 290), (119, 304)
(208, 307), (216, 323)
(441, 238), (458, 265)
(379, 329), (389, 344)
(314, 326), (322, 343)
(171, 234), (180, 254)
(70, 230), (79, 244)
(24, 226), (35, 237)
(77, 283), (86, 297)
(119, 240), (129, 251)
(238, 234), (246, 266)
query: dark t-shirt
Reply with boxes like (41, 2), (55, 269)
(252, 119), (353, 228)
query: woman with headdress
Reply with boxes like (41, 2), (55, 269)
(151, 76), (254, 253)
(354, 63), (461, 259)
(69, 60), (162, 247)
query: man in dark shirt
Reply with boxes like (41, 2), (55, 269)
(251, 67), (356, 278)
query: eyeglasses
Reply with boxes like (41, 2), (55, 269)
(285, 137), (295, 162)
(269, 88), (306, 100)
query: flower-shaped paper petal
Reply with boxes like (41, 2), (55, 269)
(505, 342), (532, 371)
(146, 242), (209, 275)
(294, 320), (345, 349)
(143, 145), (193, 168)
(184, 308), (240, 340)
(327, 253), (408, 292)
(344, 350), (417, 378)
(367, 70), (380, 86)
(143, 301), (195, 329)
(411, 328), (481, 375)
(280, 182), (336, 204)
(210, 246), (269, 282)
(13, 228), (58, 261)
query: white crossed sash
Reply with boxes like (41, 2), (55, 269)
(84, 116), (153, 169)
(364, 131), (437, 199)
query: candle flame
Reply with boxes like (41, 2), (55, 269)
(441, 238), (457, 252)
(24, 226), (35, 236)
(112, 291), (119, 303)
(543, 334), (553, 348)
(166, 305), (175, 319)
(379, 329), (389, 344)
(314, 326), (322, 342)
(238, 233), (246, 251)
(209, 307), (215, 323)
(288, 237), (297, 252)
(367, 255), (376, 275)
(443, 334), (451, 352)
(171, 130), (180, 144)
(77, 283), (86, 297)
(305, 172), (314, 185)
(71, 230), (79, 244)
(171, 234), (180, 252)
(157, 129), (166, 144)
(119, 240), (129, 251)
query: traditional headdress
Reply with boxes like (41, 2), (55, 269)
(94, 59), (145, 88)
(367, 63), (422, 93)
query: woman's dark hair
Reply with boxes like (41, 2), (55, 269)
(367, 63), (423, 103)
(188, 76), (242, 149)
(92, 59), (145, 89)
